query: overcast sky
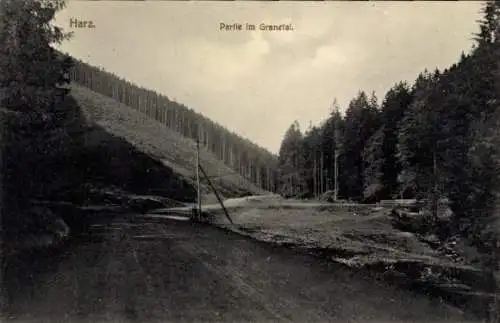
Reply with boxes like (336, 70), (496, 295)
(54, 1), (483, 153)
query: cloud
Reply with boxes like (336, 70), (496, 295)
(185, 31), (270, 92)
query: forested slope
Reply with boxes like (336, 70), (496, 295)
(275, 2), (500, 319)
(276, 1), (500, 246)
(67, 58), (279, 192)
(70, 83), (268, 199)
(2, 77), (268, 254)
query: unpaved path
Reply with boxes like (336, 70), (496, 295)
(2, 214), (480, 322)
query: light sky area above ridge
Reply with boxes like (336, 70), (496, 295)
(55, 1), (482, 153)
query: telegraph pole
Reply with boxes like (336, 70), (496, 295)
(333, 104), (341, 202)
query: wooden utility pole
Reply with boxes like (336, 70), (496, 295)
(199, 164), (233, 225)
(334, 109), (342, 202)
(196, 138), (202, 220)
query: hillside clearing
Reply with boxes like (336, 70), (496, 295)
(70, 83), (267, 199)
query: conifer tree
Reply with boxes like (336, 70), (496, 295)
(319, 100), (343, 196)
(302, 125), (322, 198)
(341, 91), (380, 200)
(397, 71), (439, 201)
(277, 121), (306, 197)
(362, 125), (385, 202)
(380, 82), (412, 198)
(0, 0), (72, 114)
(475, 0), (500, 46)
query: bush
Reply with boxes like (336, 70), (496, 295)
(389, 208), (434, 235)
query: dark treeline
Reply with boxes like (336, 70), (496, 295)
(66, 58), (279, 192)
(1, 0), (75, 240)
(277, 0), (500, 270)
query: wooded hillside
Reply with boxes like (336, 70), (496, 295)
(67, 58), (279, 192)
(275, 3), (500, 314)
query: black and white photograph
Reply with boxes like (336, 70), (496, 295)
(1, 0), (499, 322)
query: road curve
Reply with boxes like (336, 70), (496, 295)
(2, 214), (480, 323)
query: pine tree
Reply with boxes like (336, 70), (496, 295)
(468, 5), (500, 316)
(373, 82), (412, 198)
(475, 0), (500, 46)
(1, 0), (74, 247)
(318, 100), (342, 195)
(0, 0), (73, 114)
(397, 71), (439, 201)
(362, 125), (385, 202)
(341, 91), (380, 200)
(302, 125), (322, 198)
(277, 121), (306, 197)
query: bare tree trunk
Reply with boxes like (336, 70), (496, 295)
(432, 149), (438, 220)
(205, 123), (209, 149)
(320, 150), (324, 196)
(334, 148), (339, 201)
(256, 165), (261, 187)
(313, 155), (317, 199)
(196, 139), (202, 219)
(222, 135), (226, 164)
(229, 144), (234, 168)
(163, 104), (166, 125)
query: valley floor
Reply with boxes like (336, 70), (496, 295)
(2, 212), (478, 323)
(177, 196), (496, 318)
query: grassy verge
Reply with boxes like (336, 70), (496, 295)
(203, 198), (494, 319)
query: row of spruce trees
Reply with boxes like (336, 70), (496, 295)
(277, 0), (499, 269)
(68, 58), (279, 192)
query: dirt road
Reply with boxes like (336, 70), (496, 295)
(2, 214), (480, 322)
